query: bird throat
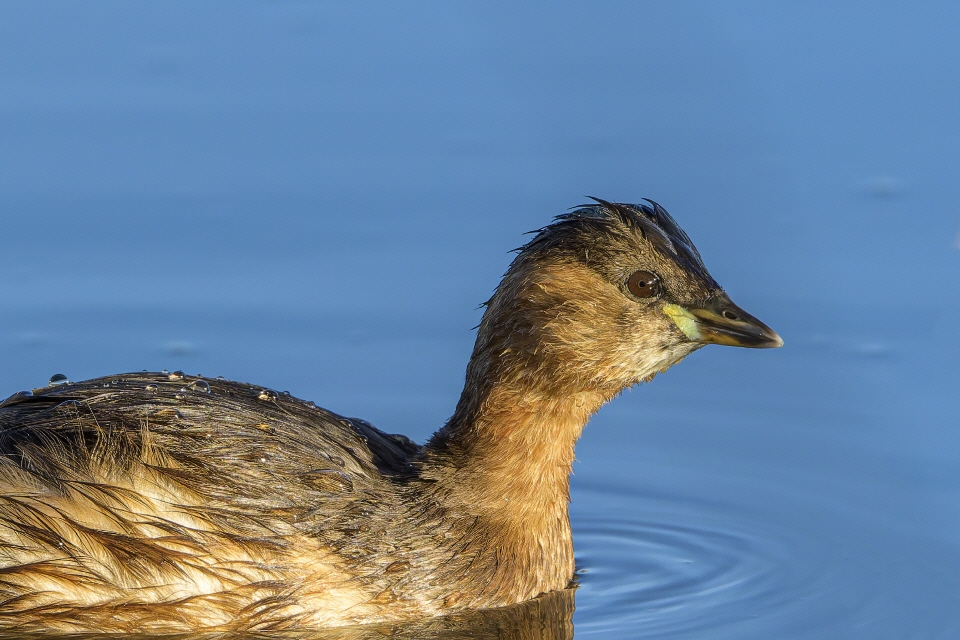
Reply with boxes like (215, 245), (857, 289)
(420, 382), (614, 599)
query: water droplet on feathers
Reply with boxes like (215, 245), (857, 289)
(0, 390), (33, 407)
(385, 561), (410, 574)
(150, 408), (183, 419)
(48, 373), (70, 386)
(302, 470), (354, 493)
(187, 380), (211, 393)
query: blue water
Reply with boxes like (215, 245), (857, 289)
(1, 2), (958, 638)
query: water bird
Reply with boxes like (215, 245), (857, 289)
(0, 199), (781, 632)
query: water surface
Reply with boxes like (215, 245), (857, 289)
(1, 2), (958, 638)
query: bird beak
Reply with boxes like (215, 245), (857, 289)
(663, 293), (783, 349)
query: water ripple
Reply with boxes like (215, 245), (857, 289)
(569, 484), (960, 639)
(570, 486), (809, 638)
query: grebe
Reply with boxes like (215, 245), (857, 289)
(0, 199), (781, 632)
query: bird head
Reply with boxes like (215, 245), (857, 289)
(473, 198), (782, 394)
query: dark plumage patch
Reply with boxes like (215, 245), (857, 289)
(517, 198), (713, 287)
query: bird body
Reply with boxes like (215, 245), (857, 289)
(0, 200), (781, 632)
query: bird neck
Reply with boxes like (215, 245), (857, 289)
(419, 374), (615, 602)
(428, 379), (610, 498)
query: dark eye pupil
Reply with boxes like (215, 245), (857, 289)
(627, 270), (659, 298)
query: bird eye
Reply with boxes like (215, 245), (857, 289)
(627, 270), (660, 298)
